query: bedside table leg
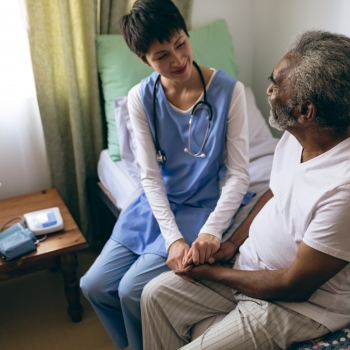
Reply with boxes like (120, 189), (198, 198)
(60, 252), (84, 322)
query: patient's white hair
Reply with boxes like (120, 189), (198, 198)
(287, 30), (350, 134)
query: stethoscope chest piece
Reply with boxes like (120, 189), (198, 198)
(156, 150), (166, 163)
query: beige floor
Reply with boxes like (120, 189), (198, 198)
(0, 250), (115, 350)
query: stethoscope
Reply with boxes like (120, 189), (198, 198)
(152, 61), (213, 163)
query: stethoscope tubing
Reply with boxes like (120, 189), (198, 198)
(152, 61), (213, 163)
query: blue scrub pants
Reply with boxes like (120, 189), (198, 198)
(80, 239), (169, 350)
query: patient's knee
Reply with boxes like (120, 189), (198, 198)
(141, 271), (180, 307)
(141, 280), (162, 314)
(141, 277), (158, 304)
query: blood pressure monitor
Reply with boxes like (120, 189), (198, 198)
(24, 207), (64, 236)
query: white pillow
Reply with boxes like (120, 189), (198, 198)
(114, 97), (141, 187)
(245, 87), (272, 141)
(245, 87), (279, 161)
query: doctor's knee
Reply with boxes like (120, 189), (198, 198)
(80, 270), (106, 302)
(118, 276), (142, 309)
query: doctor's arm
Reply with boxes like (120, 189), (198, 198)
(184, 82), (250, 266)
(127, 86), (190, 272)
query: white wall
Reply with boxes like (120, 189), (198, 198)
(192, 0), (256, 88)
(252, 0), (350, 137)
(192, 0), (350, 137)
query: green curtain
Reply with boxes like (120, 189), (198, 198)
(25, 0), (193, 245)
(26, 0), (103, 244)
(99, 0), (193, 34)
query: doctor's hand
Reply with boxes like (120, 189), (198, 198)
(167, 239), (194, 280)
(183, 233), (220, 267)
(167, 239), (194, 282)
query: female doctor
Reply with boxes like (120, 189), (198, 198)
(80, 0), (250, 349)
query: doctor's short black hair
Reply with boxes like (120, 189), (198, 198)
(119, 0), (189, 63)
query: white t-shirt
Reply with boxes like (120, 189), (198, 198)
(236, 131), (350, 331)
(128, 70), (250, 251)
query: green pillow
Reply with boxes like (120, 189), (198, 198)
(190, 19), (239, 79)
(96, 35), (153, 161)
(96, 19), (239, 161)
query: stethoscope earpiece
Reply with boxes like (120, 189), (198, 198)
(153, 61), (212, 163)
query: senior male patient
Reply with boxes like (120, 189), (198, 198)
(140, 30), (350, 350)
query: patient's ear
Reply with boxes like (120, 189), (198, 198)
(295, 101), (317, 125)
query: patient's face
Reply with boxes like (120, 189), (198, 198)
(267, 56), (296, 131)
(144, 30), (193, 83)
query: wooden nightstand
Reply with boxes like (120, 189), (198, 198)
(0, 188), (89, 322)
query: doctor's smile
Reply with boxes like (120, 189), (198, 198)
(171, 61), (188, 75)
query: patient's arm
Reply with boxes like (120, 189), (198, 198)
(208, 188), (274, 264)
(177, 241), (348, 302)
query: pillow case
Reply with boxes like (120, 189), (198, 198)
(114, 96), (140, 187)
(189, 19), (239, 79)
(245, 87), (272, 142)
(245, 87), (279, 161)
(96, 36), (153, 161)
(96, 19), (239, 161)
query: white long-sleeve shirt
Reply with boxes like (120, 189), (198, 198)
(128, 70), (250, 251)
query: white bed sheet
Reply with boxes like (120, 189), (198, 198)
(97, 149), (143, 211)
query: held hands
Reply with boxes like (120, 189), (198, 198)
(175, 240), (238, 282)
(183, 233), (220, 267)
(169, 235), (239, 283)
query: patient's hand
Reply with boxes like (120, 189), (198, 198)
(183, 233), (220, 267)
(175, 263), (223, 281)
(208, 241), (238, 264)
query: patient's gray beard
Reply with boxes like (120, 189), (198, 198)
(268, 98), (296, 131)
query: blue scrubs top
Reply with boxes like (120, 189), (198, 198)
(112, 70), (243, 257)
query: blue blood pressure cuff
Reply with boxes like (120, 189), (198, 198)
(0, 222), (37, 261)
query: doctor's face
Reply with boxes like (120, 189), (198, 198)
(267, 55), (296, 131)
(144, 30), (193, 83)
